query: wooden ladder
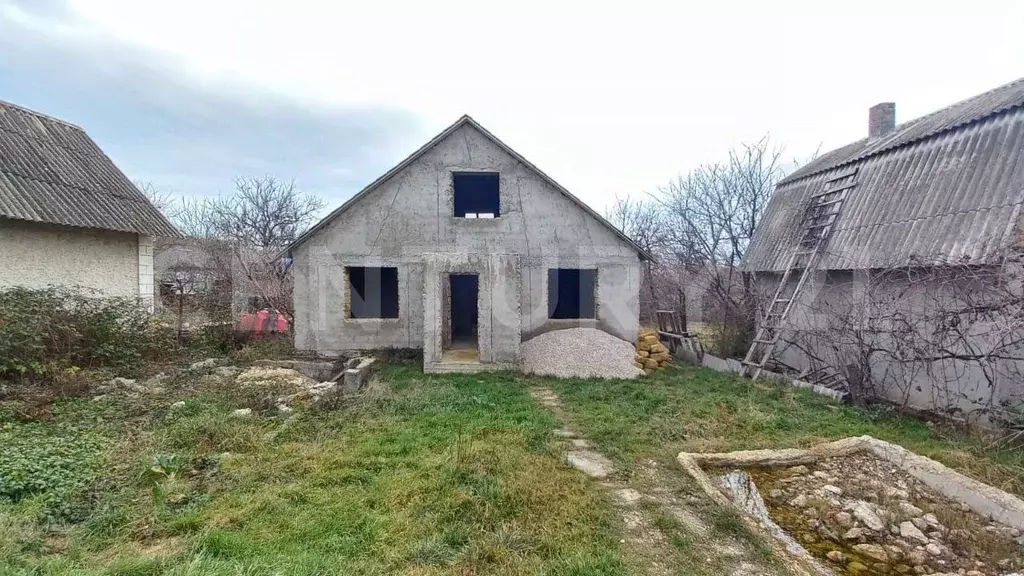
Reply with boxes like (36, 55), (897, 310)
(740, 168), (857, 380)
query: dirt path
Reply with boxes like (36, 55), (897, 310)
(531, 387), (784, 576)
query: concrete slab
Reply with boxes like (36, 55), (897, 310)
(255, 359), (337, 382)
(612, 488), (643, 505)
(566, 450), (614, 479)
(423, 361), (516, 374)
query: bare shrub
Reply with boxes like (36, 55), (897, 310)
(172, 176), (325, 326)
(779, 252), (1024, 434)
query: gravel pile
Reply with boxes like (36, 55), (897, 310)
(520, 327), (644, 379)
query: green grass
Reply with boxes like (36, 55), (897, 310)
(5, 360), (1022, 576)
(543, 363), (1024, 495)
(0, 364), (626, 575)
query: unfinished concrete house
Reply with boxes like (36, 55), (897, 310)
(283, 116), (651, 372)
(742, 77), (1024, 421)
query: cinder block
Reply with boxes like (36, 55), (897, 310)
(342, 357), (377, 394)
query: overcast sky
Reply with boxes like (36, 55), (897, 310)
(2, 0), (1023, 215)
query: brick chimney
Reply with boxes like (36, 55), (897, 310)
(869, 102), (896, 139)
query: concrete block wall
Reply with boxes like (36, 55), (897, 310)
(138, 235), (154, 312)
(291, 121), (643, 363)
(293, 253), (425, 354)
(520, 257), (639, 343)
(420, 252), (522, 369)
(754, 270), (1024, 417)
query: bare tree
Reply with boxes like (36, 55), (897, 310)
(606, 194), (673, 324)
(172, 197), (219, 239)
(658, 136), (783, 268)
(136, 180), (179, 221)
(654, 135), (785, 355)
(206, 176), (324, 249)
(192, 176), (326, 325)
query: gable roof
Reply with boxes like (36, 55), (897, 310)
(0, 100), (181, 237)
(744, 76), (1024, 272)
(282, 115), (653, 261)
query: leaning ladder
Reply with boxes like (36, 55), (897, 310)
(740, 168), (857, 380)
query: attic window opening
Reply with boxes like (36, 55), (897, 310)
(548, 268), (597, 319)
(453, 172), (500, 218)
(347, 267), (399, 319)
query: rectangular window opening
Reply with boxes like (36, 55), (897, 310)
(347, 266), (399, 319)
(453, 172), (500, 218)
(548, 268), (597, 319)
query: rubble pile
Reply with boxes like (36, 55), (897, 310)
(634, 328), (671, 374)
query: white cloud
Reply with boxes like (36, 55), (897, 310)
(9, 0), (1024, 212)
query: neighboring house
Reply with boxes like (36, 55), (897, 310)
(0, 99), (180, 308)
(743, 77), (1024, 417)
(283, 115), (651, 372)
(154, 238), (252, 310)
(154, 237), (235, 316)
(154, 238), (280, 328)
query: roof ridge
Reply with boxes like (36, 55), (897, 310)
(0, 99), (84, 130)
(782, 75), (1024, 184)
(864, 75), (1024, 154)
(280, 115), (654, 261)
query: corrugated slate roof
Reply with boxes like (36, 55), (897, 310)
(744, 77), (1024, 272)
(0, 100), (181, 237)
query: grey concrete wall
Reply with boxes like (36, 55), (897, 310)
(421, 253), (521, 369)
(138, 236), (154, 311)
(293, 254), (424, 353)
(293, 123), (641, 359)
(753, 269), (1024, 419)
(0, 219), (141, 298)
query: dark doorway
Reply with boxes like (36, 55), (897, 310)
(449, 274), (479, 347)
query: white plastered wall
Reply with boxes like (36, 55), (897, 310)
(0, 219), (140, 298)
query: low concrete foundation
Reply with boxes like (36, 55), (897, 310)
(697, 352), (846, 402)
(677, 436), (1024, 572)
(254, 359), (338, 382)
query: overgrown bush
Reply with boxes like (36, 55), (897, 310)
(0, 286), (177, 379)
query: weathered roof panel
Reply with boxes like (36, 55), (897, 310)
(783, 77), (1024, 183)
(745, 77), (1024, 272)
(0, 100), (181, 237)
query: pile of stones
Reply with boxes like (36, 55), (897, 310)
(634, 328), (672, 374)
(751, 454), (1024, 575)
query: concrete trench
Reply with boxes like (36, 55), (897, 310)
(677, 437), (1024, 576)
